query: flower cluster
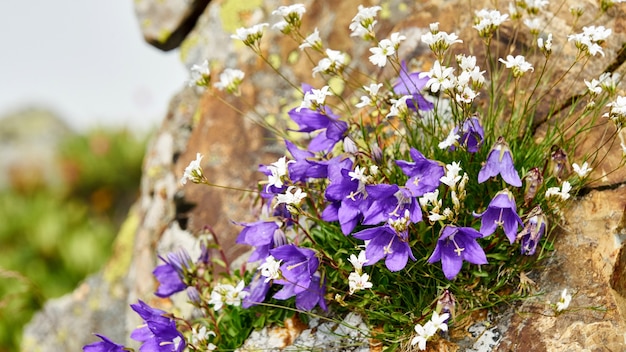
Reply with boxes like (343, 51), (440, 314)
(86, 1), (626, 351)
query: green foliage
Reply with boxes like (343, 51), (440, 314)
(0, 128), (147, 352)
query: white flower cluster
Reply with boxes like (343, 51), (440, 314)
(355, 83), (384, 108)
(369, 32), (406, 67)
(266, 156), (294, 190)
(214, 68), (245, 94)
(208, 281), (248, 311)
(545, 181), (571, 201)
(272, 4), (306, 33)
(473, 9), (509, 38)
(348, 250), (372, 294)
(423, 53), (484, 106)
(421, 23), (463, 58)
(604, 95), (626, 129)
(299, 28), (322, 51)
(585, 72), (621, 96)
(312, 49), (346, 77)
(275, 186), (307, 208)
(188, 60), (210, 87)
(499, 55), (534, 78)
(231, 23), (269, 47)
(349, 5), (382, 39)
(411, 311), (450, 350)
(568, 25), (612, 57)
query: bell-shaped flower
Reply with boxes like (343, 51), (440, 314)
(392, 61), (434, 111)
(285, 140), (329, 182)
(475, 189), (523, 243)
(352, 215), (416, 272)
(153, 250), (193, 298)
(83, 334), (126, 352)
(451, 116), (485, 153)
(427, 225), (488, 280)
(295, 274), (327, 311)
(396, 148), (445, 197)
(130, 300), (185, 352)
(322, 158), (371, 235)
(517, 205), (547, 255)
(242, 272), (272, 309)
(478, 136), (522, 187)
(236, 221), (284, 262)
(270, 245), (319, 299)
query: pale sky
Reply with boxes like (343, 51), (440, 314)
(0, 1), (188, 132)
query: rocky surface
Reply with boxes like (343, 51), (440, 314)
(23, 0), (626, 351)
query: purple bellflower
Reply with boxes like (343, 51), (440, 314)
(130, 300), (185, 352)
(353, 219), (416, 272)
(396, 148), (445, 197)
(362, 185), (422, 225)
(295, 274), (328, 311)
(478, 136), (522, 187)
(451, 116), (485, 153)
(475, 189), (523, 243)
(517, 205), (547, 255)
(242, 272), (272, 308)
(288, 106), (348, 153)
(270, 245), (320, 300)
(322, 158), (371, 235)
(285, 140), (329, 182)
(392, 61), (434, 111)
(153, 250), (192, 298)
(427, 225), (488, 280)
(236, 220), (285, 262)
(83, 334), (126, 352)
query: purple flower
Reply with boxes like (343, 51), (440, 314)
(153, 250), (192, 298)
(353, 223), (415, 272)
(475, 189), (523, 243)
(130, 300), (185, 352)
(285, 140), (329, 182)
(288, 106), (348, 153)
(451, 116), (484, 153)
(270, 245), (319, 299)
(396, 148), (444, 197)
(478, 136), (522, 187)
(242, 272), (272, 308)
(518, 206), (547, 255)
(322, 158), (370, 234)
(427, 225), (488, 280)
(83, 334), (126, 352)
(363, 185), (422, 225)
(392, 61), (434, 111)
(236, 221), (284, 262)
(295, 274), (327, 311)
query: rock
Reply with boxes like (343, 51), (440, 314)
(23, 0), (626, 350)
(133, 0), (211, 51)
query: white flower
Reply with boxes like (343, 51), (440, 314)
(419, 190), (441, 209)
(181, 153), (205, 185)
(275, 186), (307, 207)
(190, 326), (216, 346)
(266, 156), (293, 190)
(386, 95), (411, 118)
(411, 321), (437, 350)
(299, 28), (322, 50)
(259, 255), (282, 282)
(214, 68), (245, 93)
(585, 78), (603, 95)
(537, 33), (553, 55)
(474, 9), (509, 37)
(425, 60), (455, 93)
(272, 4), (306, 19)
(421, 31), (462, 56)
(523, 18), (542, 33)
(521, 0), (549, 14)
(312, 49), (346, 76)
(297, 85), (333, 111)
(440, 162), (462, 188)
(568, 26), (612, 57)
(604, 95), (626, 128)
(545, 181), (571, 201)
(188, 60), (210, 87)
(455, 86), (478, 104)
(499, 55), (533, 77)
(572, 162), (592, 177)
(348, 166), (369, 183)
(348, 272), (373, 294)
(349, 5), (382, 38)
(348, 251), (368, 273)
(369, 39), (395, 67)
(231, 23), (269, 46)
(556, 289), (572, 311)
(209, 282), (249, 311)
(599, 72), (621, 94)
(438, 129), (460, 149)
(430, 311), (450, 332)
(428, 211), (445, 222)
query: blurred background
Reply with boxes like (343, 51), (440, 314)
(0, 1), (187, 350)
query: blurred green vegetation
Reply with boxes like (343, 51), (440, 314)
(0, 128), (147, 351)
